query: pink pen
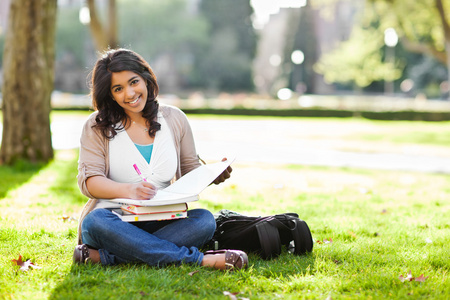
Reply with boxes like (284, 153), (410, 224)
(133, 164), (147, 182)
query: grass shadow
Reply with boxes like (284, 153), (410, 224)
(0, 160), (46, 199)
(49, 251), (316, 299)
(46, 150), (87, 206)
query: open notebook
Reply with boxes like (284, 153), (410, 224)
(108, 156), (235, 206)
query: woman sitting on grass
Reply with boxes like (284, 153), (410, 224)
(73, 48), (248, 270)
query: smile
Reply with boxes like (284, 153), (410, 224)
(129, 96), (140, 104)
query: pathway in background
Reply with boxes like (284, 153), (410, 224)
(45, 116), (450, 174)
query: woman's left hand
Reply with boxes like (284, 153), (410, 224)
(212, 157), (232, 185)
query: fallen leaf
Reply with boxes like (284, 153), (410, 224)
(223, 291), (249, 300)
(12, 255), (41, 272)
(223, 291), (238, 300)
(414, 274), (429, 282)
(399, 270), (414, 282)
(316, 238), (332, 244)
(188, 270), (199, 276)
(399, 270), (428, 283)
(61, 215), (77, 222)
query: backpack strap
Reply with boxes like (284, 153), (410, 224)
(268, 214), (313, 255)
(255, 219), (281, 259)
(289, 218), (313, 255)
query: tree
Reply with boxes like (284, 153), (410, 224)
(1, 0), (57, 165)
(375, 0), (450, 91)
(315, 0), (450, 93)
(314, 1), (404, 89)
(371, 0), (448, 64)
(86, 0), (118, 51)
(314, 25), (402, 88)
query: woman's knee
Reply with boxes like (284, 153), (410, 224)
(189, 209), (216, 237)
(191, 208), (215, 225)
(81, 208), (117, 235)
(81, 209), (120, 246)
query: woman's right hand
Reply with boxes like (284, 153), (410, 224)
(86, 175), (158, 200)
(129, 181), (157, 200)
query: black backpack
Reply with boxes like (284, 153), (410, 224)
(210, 210), (314, 259)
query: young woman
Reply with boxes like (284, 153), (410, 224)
(73, 48), (248, 270)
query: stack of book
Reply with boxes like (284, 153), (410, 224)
(112, 203), (188, 222)
(107, 157), (235, 222)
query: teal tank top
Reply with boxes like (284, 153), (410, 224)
(134, 143), (154, 163)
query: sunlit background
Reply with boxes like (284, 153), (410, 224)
(0, 0), (450, 112)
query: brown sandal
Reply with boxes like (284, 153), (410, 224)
(204, 249), (249, 270)
(73, 244), (91, 264)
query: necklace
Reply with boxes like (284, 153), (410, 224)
(132, 121), (148, 132)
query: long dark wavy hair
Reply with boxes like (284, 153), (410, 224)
(89, 48), (160, 139)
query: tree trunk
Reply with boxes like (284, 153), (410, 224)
(87, 0), (108, 51)
(0, 0), (57, 165)
(87, 0), (118, 51)
(435, 0), (450, 100)
(108, 0), (118, 48)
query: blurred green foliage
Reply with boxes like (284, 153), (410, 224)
(314, 0), (449, 97)
(51, 0), (256, 93)
(118, 0), (208, 67)
(2, 0), (447, 97)
(315, 26), (403, 88)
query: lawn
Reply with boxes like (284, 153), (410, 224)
(1, 150), (449, 299)
(0, 114), (449, 299)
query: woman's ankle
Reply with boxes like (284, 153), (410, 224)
(201, 250), (249, 271)
(201, 253), (226, 270)
(88, 249), (101, 264)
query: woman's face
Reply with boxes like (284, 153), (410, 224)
(110, 70), (148, 118)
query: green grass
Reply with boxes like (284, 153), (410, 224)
(50, 110), (92, 121)
(1, 148), (449, 299)
(344, 120), (450, 147)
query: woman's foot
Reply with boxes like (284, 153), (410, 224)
(201, 249), (248, 270)
(73, 244), (101, 264)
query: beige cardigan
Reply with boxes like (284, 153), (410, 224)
(76, 104), (201, 244)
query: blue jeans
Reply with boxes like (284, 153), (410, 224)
(81, 208), (216, 266)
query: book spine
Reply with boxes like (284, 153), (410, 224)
(112, 209), (188, 222)
(121, 203), (188, 215)
(127, 212), (187, 222)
